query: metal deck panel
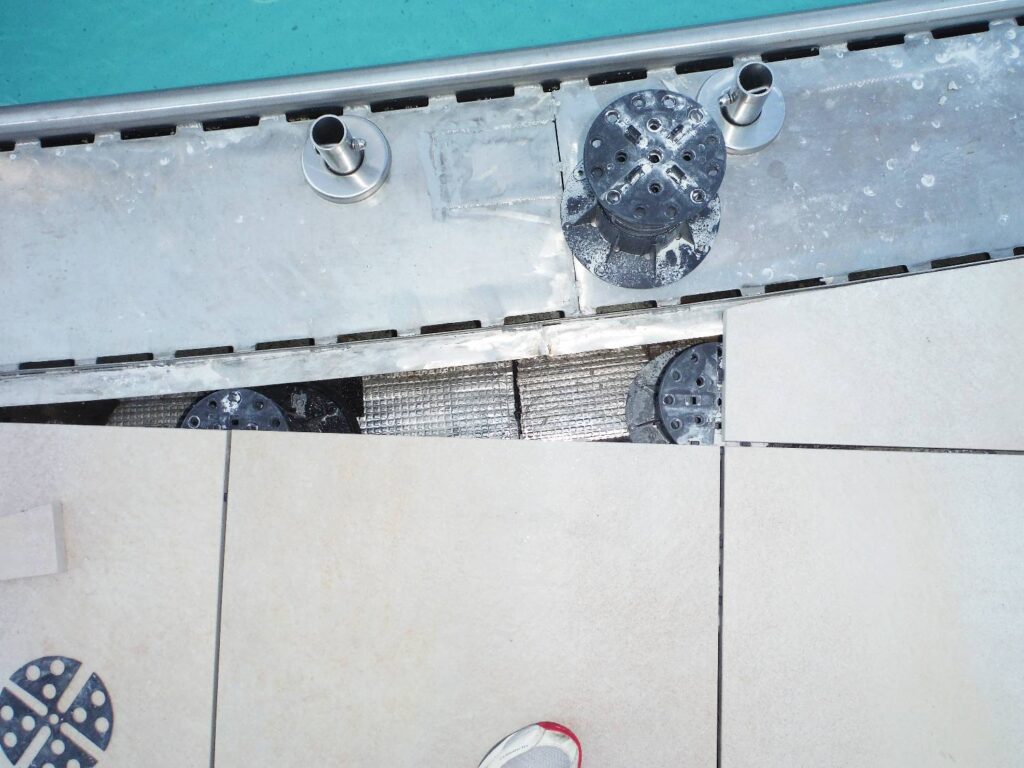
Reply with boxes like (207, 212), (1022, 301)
(1, 3), (1023, 406)
(0, 89), (573, 363)
(556, 23), (1024, 311)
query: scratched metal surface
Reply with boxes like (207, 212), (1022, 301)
(0, 88), (571, 364)
(557, 22), (1024, 312)
(2, 22), (1023, 397)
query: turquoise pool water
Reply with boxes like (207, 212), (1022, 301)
(0, 0), (870, 106)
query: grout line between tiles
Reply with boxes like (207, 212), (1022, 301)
(209, 430), (233, 768)
(716, 445), (724, 768)
(760, 442), (1024, 455)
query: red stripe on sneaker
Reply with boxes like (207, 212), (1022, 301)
(536, 722), (582, 768)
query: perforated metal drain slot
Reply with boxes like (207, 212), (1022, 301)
(561, 89), (726, 289)
(0, 656), (113, 768)
(626, 342), (723, 444)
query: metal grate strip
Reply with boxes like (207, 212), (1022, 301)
(517, 348), (648, 441)
(363, 362), (517, 439)
(105, 393), (197, 428)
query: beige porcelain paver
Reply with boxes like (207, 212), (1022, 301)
(216, 433), (721, 768)
(723, 259), (1024, 450)
(0, 424), (226, 768)
(722, 447), (1024, 767)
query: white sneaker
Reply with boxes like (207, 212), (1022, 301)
(478, 722), (582, 768)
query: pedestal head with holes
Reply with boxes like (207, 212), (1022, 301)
(0, 656), (113, 768)
(562, 89), (726, 289)
(180, 388), (289, 431)
(626, 342), (724, 444)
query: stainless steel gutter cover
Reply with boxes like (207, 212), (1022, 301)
(1, 0), (1022, 406)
